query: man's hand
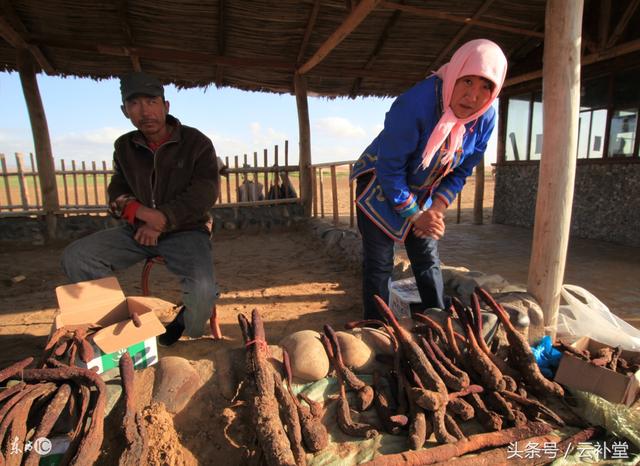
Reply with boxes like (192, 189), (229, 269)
(136, 206), (167, 232)
(134, 224), (162, 246)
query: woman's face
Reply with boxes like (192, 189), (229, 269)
(450, 75), (494, 118)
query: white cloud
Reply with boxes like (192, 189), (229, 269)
(315, 117), (367, 139)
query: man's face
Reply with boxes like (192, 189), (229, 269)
(121, 95), (170, 138)
(450, 75), (494, 119)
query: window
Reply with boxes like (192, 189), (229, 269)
(502, 68), (640, 162)
(608, 110), (637, 157)
(529, 92), (543, 161)
(506, 94), (530, 161)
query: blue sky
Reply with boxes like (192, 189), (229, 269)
(0, 71), (392, 168)
(0, 71), (497, 169)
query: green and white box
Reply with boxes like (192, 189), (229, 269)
(54, 277), (168, 375)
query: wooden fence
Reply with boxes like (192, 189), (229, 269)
(0, 141), (299, 217)
(310, 160), (471, 228)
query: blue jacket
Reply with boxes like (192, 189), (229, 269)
(350, 76), (495, 241)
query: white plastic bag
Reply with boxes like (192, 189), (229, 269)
(556, 284), (640, 351)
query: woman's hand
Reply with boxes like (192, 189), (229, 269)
(411, 198), (448, 240)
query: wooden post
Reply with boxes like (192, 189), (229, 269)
(349, 163), (355, 228)
(294, 73), (312, 216)
(102, 160), (108, 206)
(319, 168), (325, 218)
(312, 167), (318, 217)
(60, 159), (69, 207)
(330, 164), (339, 225)
(0, 154), (14, 210)
(29, 152), (41, 208)
(81, 161), (89, 206)
(17, 49), (59, 236)
(234, 155), (240, 203)
(71, 160), (79, 207)
(274, 145), (280, 199)
(91, 161), (99, 205)
(263, 149), (269, 196)
(473, 159), (485, 225)
(225, 156), (231, 203)
(456, 191), (462, 224)
(15, 153), (31, 210)
(527, 0), (584, 339)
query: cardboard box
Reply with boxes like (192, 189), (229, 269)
(388, 277), (421, 319)
(554, 336), (640, 406)
(54, 277), (168, 374)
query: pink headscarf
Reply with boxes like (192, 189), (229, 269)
(420, 39), (508, 170)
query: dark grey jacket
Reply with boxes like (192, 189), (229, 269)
(108, 115), (219, 232)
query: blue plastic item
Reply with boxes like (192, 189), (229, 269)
(532, 335), (563, 378)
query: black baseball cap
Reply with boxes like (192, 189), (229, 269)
(120, 72), (164, 102)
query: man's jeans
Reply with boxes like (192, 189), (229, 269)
(61, 225), (217, 338)
(356, 177), (445, 320)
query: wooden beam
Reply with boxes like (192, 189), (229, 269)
(0, 7), (54, 74)
(17, 49), (59, 238)
(598, 0), (611, 50)
(606, 0), (640, 48)
(426, 0), (496, 72)
(27, 35), (295, 71)
(23, 33), (430, 85)
(215, 0), (225, 85)
(117, 0), (141, 71)
(294, 73), (312, 217)
(505, 37), (640, 87)
(527, 0), (584, 338)
(296, 0), (321, 65)
(298, 0), (382, 75)
(350, 7), (401, 97)
(381, 1), (544, 38)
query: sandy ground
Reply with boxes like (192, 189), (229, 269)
(0, 226), (363, 464)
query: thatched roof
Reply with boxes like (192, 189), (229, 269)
(0, 0), (639, 97)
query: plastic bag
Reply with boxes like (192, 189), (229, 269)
(556, 284), (640, 351)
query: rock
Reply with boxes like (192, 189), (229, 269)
(279, 330), (329, 382)
(335, 331), (374, 371)
(496, 292), (545, 344)
(10, 275), (26, 284)
(351, 327), (394, 356)
(153, 356), (203, 414)
(214, 348), (244, 400)
(223, 221), (236, 230)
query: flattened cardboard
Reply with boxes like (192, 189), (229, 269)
(92, 309), (165, 354)
(554, 336), (640, 406)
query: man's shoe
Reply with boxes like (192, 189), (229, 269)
(158, 306), (186, 347)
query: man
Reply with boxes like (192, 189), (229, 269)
(61, 72), (220, 346)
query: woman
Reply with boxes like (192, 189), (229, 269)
(351, 39), (508, 320)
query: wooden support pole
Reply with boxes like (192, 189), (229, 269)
(473, 158), (485, 225)
(294, 73), (313, 216)
(456, 191), (462, 224)
(527, 0), (583, 338)
(17, 49), (59, 237)
(81, 161), (89, 206)
(234, 155), (239, 202)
